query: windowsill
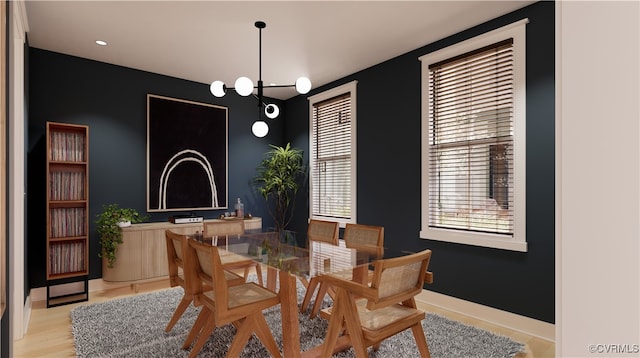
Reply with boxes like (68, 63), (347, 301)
(420, 227), (527, 252)
(310, 215), (352, 229)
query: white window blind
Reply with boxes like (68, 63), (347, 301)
(428, 39), (514, 236)
(311, 92), (353, 220)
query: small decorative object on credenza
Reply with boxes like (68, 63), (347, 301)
(234, 198), (244, 218)
(218, 212), (253, 220)
(169, 213), (204, 224)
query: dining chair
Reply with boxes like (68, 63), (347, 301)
(301, 223), (384, 318)
(299, 219), (339, 310)
(164, 230), (245, 332)
(306, 218), (340, 246)
(182, 238), (282, 358)
(343, 223), (384, 256)
(318, 249), (433, 358)
(203, 219), (264, 286)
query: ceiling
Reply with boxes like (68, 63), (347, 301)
(24, 1), (535, 100)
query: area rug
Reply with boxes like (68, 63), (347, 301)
(71, 279), (525, 358)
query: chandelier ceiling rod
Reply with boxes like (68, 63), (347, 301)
(257, 21), (264, 113)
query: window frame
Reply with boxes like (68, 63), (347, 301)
(419, 19), (528, 252)
(308, 81), (358, 227)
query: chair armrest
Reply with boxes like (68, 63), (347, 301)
(424, 271), (434, 284)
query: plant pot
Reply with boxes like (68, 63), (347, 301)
(117, 220), (132, 228)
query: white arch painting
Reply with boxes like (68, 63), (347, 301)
(147, 94), (228, 212)
(157, 149), (218, 210)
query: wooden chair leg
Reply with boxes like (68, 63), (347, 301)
(310, 282), (330, 318)
(182, 308), (211, 349)
(188, 314), (217, 358)
(226, 315), (257, 358)
(165, 295), (191, 332)
(298, 276), (309, 288)
(300, 276), (320, 313)
(254, 264), (264, 286)
(240, 263), (263, 286)
(252, 313), (282, 358)
(338, 290), (368, 358)
(321, 293), (346, 358)
(411, 322), (431, 358)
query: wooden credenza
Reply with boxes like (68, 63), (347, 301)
(102, 217), (262, 283)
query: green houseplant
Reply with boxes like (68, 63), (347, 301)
(254, 143), (305, 233)
(96, 203), (147, 268)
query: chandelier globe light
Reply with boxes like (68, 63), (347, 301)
(252, 120), (269, 138)
(209, 21), (311, 137)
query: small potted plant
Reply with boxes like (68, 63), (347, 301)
(96, 203), (147, 268)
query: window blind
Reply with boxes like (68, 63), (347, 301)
(428, 39), (514, 235)
(311, 93), (352, 219)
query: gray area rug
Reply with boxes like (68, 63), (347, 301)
(71, 278), (525, 357)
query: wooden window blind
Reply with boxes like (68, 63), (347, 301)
(428, 39), (514, 235)
(311, 93), (352, 220)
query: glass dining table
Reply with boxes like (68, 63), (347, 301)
(203, 229), (417, 358)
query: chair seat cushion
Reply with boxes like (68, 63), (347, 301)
(202, 282), (278, 310)
(320, 298), (426, 343)
(355, 299), (425, 341)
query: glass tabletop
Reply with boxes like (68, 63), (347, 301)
(195, 230), (414, 280)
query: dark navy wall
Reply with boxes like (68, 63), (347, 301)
(284, 2), (554, 323)
(27, 49), (285, 288)
(26, 1), (553, 323)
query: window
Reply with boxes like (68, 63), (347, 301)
(420, 19), (528, 251)
(309, 81), (357, 226)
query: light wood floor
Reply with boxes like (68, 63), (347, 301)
(13, 278), (555, 357)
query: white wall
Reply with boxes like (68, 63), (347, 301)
(9, 1), (28, 352)
(557, 1), (640, 357)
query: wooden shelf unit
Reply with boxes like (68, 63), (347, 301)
(45, 122), (89, 307)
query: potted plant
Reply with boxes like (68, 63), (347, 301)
(96, 203), (147, 268)
(254, 143), (305, 233)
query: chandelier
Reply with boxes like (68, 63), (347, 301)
(209, 21), (312, 137)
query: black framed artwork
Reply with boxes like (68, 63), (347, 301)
(147, 94), (228, 212)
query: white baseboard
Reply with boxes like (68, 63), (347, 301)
(28, 287), (45, 305)
(416, 290), (555, 342)
(22, 294), (32, 336)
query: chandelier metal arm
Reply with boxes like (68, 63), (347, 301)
(262, 84), (298, 89)
(221, 83), (297, 91)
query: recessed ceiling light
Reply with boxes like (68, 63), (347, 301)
(95, 40), (107, 46)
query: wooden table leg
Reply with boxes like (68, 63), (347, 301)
(351, 265), (368, 284)
(266, 266), (278, 291)
(279, 270), (301, 358)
